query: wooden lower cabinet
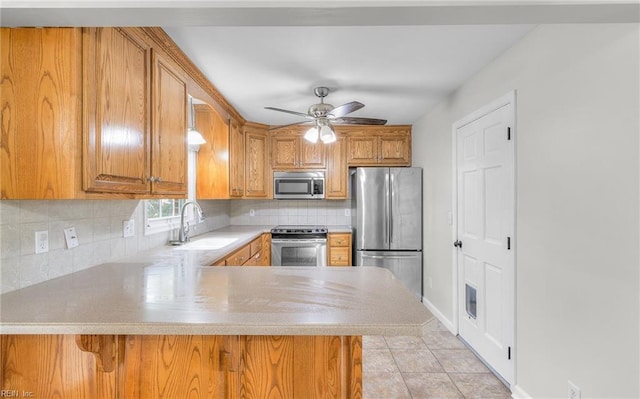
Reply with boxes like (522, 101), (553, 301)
(214, 234), (271, 266)
(328, 233), (353, 266)
(1, 334), (362, 399)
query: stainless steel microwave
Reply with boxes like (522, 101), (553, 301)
(273, 171), (325, 199)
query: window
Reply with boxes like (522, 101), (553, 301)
(144, 150), (198, 235)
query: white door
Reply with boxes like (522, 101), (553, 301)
(455, 95), (515, 385)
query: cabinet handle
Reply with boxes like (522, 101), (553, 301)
(148, 176), (156, 182)
(157, 176), (163, 182)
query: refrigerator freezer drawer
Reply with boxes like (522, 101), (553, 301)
(356, 251), (423, 300)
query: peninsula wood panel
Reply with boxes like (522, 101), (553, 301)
(83, 27), (151, 194)
(195, 104), (230, 199)
(150, 50), (188, 195)
(229, 119), (244, 197)
(120, 335), (225, 399)
(1, 28), (81, 199)
(0, 335), (115, 398)
(1, 334), (362, 399)
(244, 124), (270, 198)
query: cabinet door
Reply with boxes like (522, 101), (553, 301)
(83, 27), (151, 194)
(150, 50), (188, 195)
(378, 131), (411, 166)
(261, 233), (271, 266)
(346, 134), (378, 166)
(325, 134), (348, 199)
(299, 138), (325, 168)
(245, 128), (269, 198)
(195, 104), (230, 199)
(1, 28), (81, 199)
(229, 119), (244, 197)
(271, 134), (298, 169)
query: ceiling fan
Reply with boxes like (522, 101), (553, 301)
(265, 87), (387, 144)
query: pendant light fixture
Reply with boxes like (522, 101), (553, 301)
(187, 95), (206, 152)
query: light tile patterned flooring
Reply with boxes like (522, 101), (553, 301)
(363, 319), (512, 399)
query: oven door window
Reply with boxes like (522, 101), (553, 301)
(276, 179), (311, 195)
(281, 246), (318, 266)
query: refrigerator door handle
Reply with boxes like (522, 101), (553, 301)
(384, 170), (390, 246)
(389, 171), (394, 245)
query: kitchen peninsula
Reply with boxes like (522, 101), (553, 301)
(0, 228), (431, 399)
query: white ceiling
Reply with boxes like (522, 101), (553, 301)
(165, 25), (533, 125)
(3, 1), (637, 126)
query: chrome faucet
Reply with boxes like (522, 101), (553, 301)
(169, 201), (205, 245)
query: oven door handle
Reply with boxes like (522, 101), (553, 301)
(271, 238), (327, 244)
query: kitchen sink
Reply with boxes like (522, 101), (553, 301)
(171, 237), (237, 251)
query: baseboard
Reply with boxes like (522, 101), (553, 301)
(422, 296), (456, 334)
(511, 384), (532, 399)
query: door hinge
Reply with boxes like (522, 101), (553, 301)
(507, 127), (512, 141)
(507, 237), (511, 250)
(508, 346), (511, 360)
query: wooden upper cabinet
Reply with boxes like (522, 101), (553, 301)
(346, 126), (411, 166)
(325, 133), (349, 199)
(244, 123), (270, 198)
(1, 28), (82, 199)
(195, 104), (230, 199)
(229, 119), (244, 198)
(378, 132), (411, 165)
(83, 27), (151, 194)
(150, 50), (187, 195)
(270, 130), (325, 170)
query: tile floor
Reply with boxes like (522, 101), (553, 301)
(363, 319), (512, 399)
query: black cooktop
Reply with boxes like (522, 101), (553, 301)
(270, 225), (328, 235)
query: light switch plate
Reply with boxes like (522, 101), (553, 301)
(123, 219), (135, 238)
(35, 230), (49, 254)
(63, 227), (79, 249)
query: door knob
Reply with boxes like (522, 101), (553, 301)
(453, 240), (462, 248)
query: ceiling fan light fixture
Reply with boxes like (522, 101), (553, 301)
(304, 126), (320, 143)
(320, 125), (336, 144)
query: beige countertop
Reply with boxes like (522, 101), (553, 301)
(0, 225), (431, 336)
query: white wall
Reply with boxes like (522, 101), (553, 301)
(413, 24), (639, 397)
(0, 199), (230, 294)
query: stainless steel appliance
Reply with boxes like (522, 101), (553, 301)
(273, 171), (325, 199)
(352, 167), (423, 299)
(271, 225), (328, 266)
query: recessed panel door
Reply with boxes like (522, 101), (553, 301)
(456, 99), (515, 384)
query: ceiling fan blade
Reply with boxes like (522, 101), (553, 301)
(264, 107), (313, 119)
(328, 101), (364, 118)
(268, 120), (313, 130)
(332, 116), (387, 125)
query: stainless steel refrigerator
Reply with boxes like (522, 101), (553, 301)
(352, 167), (423, 300)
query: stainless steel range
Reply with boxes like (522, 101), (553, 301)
(270, 225), (328, 267)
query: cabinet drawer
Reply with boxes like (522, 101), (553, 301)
(243, 251), (265, 267)
(249, 236), (263, 256)
(330, 247), (350, 264)
(225, 245), (251, 266)
(329, 233), (351, 247)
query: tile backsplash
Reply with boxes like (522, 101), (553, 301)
(0, 198), (351, 294)
(0, 199), (230, 294)
(231, 199), (351, 226)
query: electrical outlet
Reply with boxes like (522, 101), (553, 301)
(63, 227), (79, 249)
(344, 208), (351, 217)
(249, 209), (255, 217)
(568, 381), (581, 399)
(35, 230), (49, 254)
(123, 219), (135, 238)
